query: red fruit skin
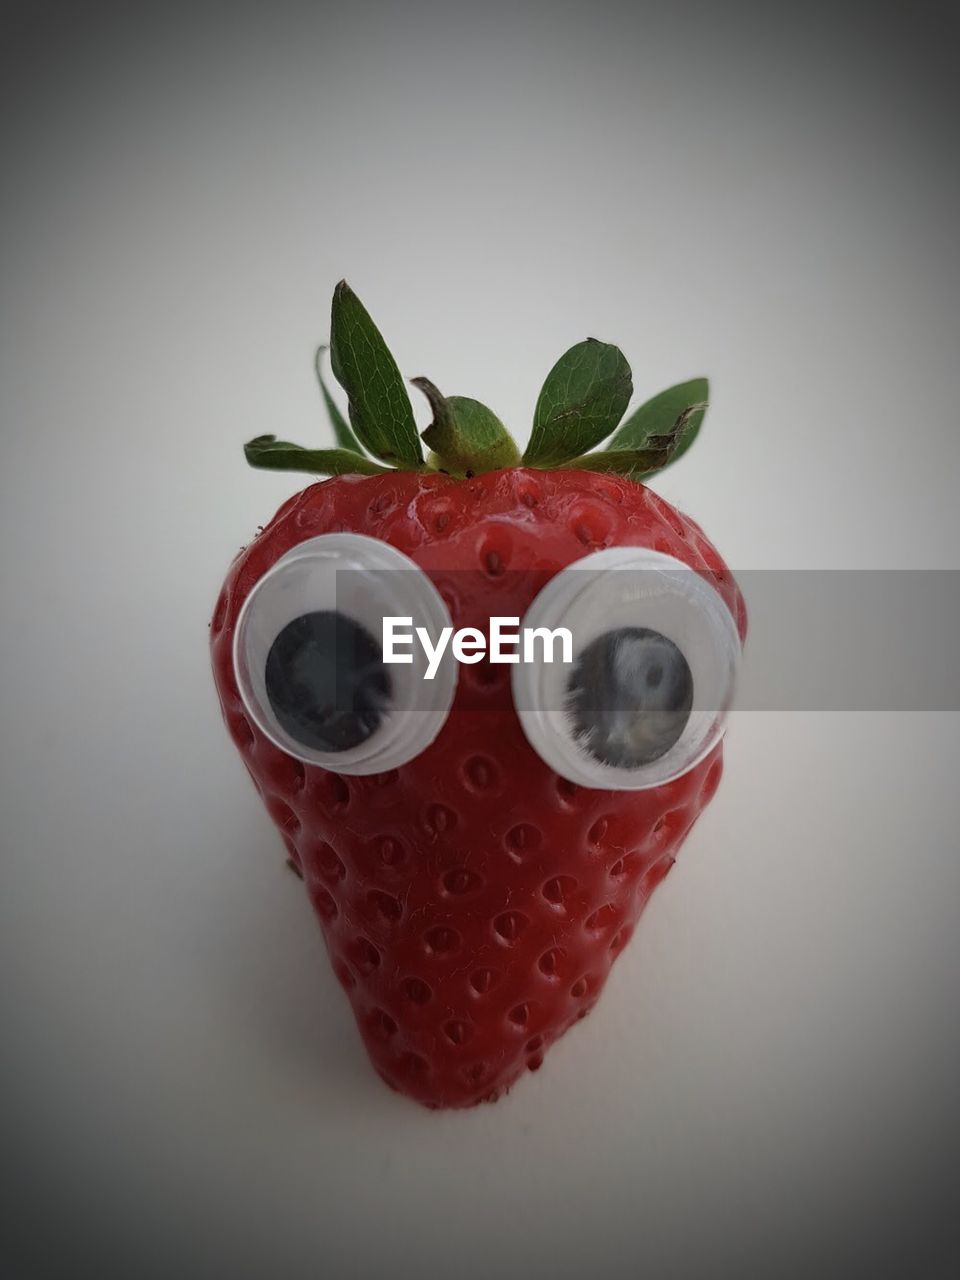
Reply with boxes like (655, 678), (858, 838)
(210, 468), (746, 1108)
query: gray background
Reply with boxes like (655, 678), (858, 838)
(1, 2), (958, 1277)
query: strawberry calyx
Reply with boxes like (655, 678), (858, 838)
(244, 280), (709, 483)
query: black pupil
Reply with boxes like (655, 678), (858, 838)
(265, 611), (391, 753)
(565, 627), (693, 768)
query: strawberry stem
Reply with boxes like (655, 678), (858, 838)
(413, 378), (520, 477)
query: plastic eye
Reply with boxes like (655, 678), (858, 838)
(511, 547), (741, 790)
(233, 533), (456, 772)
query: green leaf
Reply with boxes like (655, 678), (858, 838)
(523, 338), (633, 466)
(244, 435), (389, 476)
(413, 377), (520, 475)
(328, 281), (423, 467)
(605, 377), (708, 471)
(314, 345), (365, 454)
(562, 402), (699, 480)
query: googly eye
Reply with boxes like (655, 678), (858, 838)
(233, 533), (456, 772)
(511, 547), (741, 790)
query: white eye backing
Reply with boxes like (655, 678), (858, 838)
(511, 546), (741, 791)
(233, 533), (456, 772)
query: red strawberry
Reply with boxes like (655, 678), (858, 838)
(210, 283), (746, 1108)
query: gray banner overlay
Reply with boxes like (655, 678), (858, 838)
(333, 570), (960, 711)
(729, 570), (960, 711)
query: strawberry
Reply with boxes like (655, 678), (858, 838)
(210, 282), (746, 1109)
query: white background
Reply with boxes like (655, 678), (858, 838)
(1, 3), (958, 1277)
